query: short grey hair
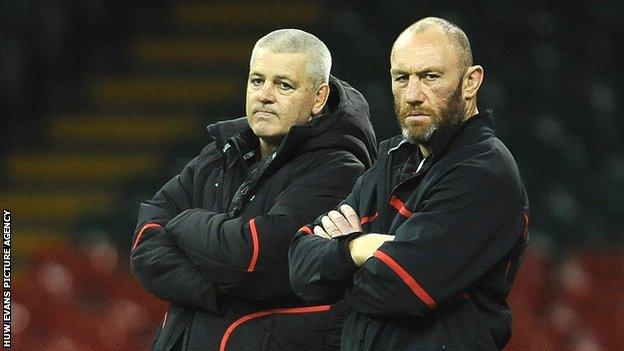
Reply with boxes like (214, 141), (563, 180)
(251, 29), (332, 88)
(399, 17), (473, 70)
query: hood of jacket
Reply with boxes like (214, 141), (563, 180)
(206, 75), (377, 169)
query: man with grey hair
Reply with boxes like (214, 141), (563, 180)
(290, 17), (529, 350)
(131, 29), (376, 350)
(251, 28), (332, 89)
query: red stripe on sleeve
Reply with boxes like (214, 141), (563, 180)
(522, 212), (530, 239)
(247, 218), (260, 272)
(389, 195), (412, 218)
(360, 212), (379, 225)
(374, 250), (437, 309)
(131, 222), (163, 251)
(299, 225), (313, 235)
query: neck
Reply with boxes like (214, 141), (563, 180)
(259, 139), (278, 159)
(464, 102), (479, 122)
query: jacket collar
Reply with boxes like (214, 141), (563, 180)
(391, 109), (495, 161)
(207, 117), (250, 152)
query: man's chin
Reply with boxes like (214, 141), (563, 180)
(251, 120), (277, 133)
(402, 126), (435, 144)
(253, 127), (286, 142)
(251, 125), (272, 138)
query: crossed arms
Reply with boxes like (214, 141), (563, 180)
(130, 150), (365, 312)
(289, 163), (528, 316)
(314, 204), (393, 266)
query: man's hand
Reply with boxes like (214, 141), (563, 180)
(310, 204), (394, 266)
(313, 204), (363, 239)
(348, 234), (395, 266)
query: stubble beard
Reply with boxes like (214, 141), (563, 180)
(401, 120), (436, 144)
(396, 82), (466, 145)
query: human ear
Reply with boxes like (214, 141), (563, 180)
(463, 65), (484, 99)
(312, 83), (330, 115)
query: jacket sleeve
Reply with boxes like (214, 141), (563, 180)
(345, 163), (529, 317)
(288, 166), (371, 303)
(166, 152), (366, 300)
(130, 154), (221, 313)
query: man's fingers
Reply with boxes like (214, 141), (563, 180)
(318, 207), (363, 240)
(328, 210), (355, 234)
(314, 225), (331, 239)
(340, 204), (362, 231)
(321, 216), (340, 237)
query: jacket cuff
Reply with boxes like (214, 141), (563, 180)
(321, 232), (361, 280)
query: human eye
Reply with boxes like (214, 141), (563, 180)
(394, 74), (408, 83)
(249, 76), (263, 86)
(278, 81), (294, 91)
(424, 72), (441, 81)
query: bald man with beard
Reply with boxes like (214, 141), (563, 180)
(289, 17), (529, 350)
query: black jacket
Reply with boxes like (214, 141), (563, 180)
(289, 111), (529, 350)
(131, 76), (377, 351)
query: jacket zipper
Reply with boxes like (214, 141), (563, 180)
(384, 174), (420, 226)
(359, 316), (372, 345)
(381, 150), (394, 230)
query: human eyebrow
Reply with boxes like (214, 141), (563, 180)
(390, 69), (410, 83)
(418, 66), (443, 74)
(416, 69), (443, 81)
(275, 75), (294, 82)
(275, 76), (297, 88)
(390, 68), (409, 76)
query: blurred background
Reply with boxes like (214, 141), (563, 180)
(1, 1), (622, 350)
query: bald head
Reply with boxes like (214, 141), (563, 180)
(393, 17), (473, 71)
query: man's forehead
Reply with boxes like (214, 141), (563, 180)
(250, 49), (309, 78)
(391, 28), (459, 66)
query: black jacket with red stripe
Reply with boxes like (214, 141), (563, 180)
(130, 76), (377, 351)
(289, 110), (529, 350)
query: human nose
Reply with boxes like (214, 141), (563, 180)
(257, 82), (275, 103)
(405, 76), (425, 104)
